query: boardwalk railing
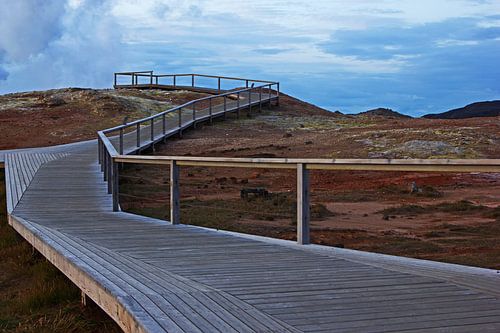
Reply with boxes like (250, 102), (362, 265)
(99, 72), (500, 245)
(113, 71), (279, 94)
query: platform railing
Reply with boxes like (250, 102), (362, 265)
(99, 71), (279, 213)
(99, 72), (500, 245)
(113, 71), (279, 94)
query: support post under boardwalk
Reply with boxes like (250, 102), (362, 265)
(297, 163), (310, 244)
(170, 160), (180, 224)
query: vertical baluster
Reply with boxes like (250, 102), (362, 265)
(107, 153), (112, 194)
(209, 98), (213, 124)
(268, 84), (272, 108)
(248, 89), (252, 113)
(170, 160), (180, 224)
(98, 136), (102, 165)
(150, 118), (154, 141)
(135, 123), (140, 148)
(119, 128), (124, 154)
(236, 91), (240, 119)
(277, 82), (280, 106)
(297, 163), (310, 245)
(162, 114), (166, 135)
(112, 159), (119, 211)
(259, 86), (262, 112)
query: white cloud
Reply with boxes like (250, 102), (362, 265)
(436, 39), (481, 47)
(0, 1), (65, 61)
(0, 0), (123, 92)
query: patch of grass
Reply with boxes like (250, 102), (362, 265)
(379, 200), (492, 217)
(0, 171), (120, 332)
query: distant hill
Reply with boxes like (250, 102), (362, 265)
(357, 108), (412, 119)
(424, 101), (500, 119)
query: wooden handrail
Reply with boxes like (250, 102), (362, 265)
(113, 155), (500, 172)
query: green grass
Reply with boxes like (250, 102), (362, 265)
(0, 171), (120, 332)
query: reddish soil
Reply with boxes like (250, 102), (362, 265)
(0, 88), (209, 149)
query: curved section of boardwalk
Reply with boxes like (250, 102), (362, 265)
(4, 78), (500, 332)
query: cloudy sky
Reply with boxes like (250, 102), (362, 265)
(0, 0), (499, 116)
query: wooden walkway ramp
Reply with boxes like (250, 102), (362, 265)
(4, 74), (500, 332)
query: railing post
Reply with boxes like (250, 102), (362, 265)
(136, 123), (140, 147)
(248, 89), (252, 113)
(209, 98), (213, 123)
(246, 80), (249, 88)
(173, 75), (176, 87)
(131, 74), (134, 85)
(268, 84), (272, 107)
(150, 72), (153, 85)
(107, 153), (112, 194)
(150, 118), (154, 141)
(114, 73), (117, 87)
(170, 160), (180, 224)
(259, 86), (262, 112)
(162, 114), (166, 135)
(98, 136), (102, 165)
(112, 159), (119, 212)
(119, 128), (124, 155)
(156, 76), (159, 85)
(276, 82), (280, 106)
(236, 92), (240, 119)
(103, 152), (107, 180)
(297, 163), (310, 245)
(178, 108), (182, 137)
(218, 77), (221, 93)
(191, 74), (195, 87)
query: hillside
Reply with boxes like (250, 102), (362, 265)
(0, 88), (210, 149)
(356, 107), (412, 119)
(424, 100), (500, 119)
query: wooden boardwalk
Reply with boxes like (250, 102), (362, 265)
(3, 74), (500, 332)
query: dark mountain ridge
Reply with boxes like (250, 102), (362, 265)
(423, 100), (500, 119)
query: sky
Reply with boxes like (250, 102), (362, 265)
(0, 0), (499, 116)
